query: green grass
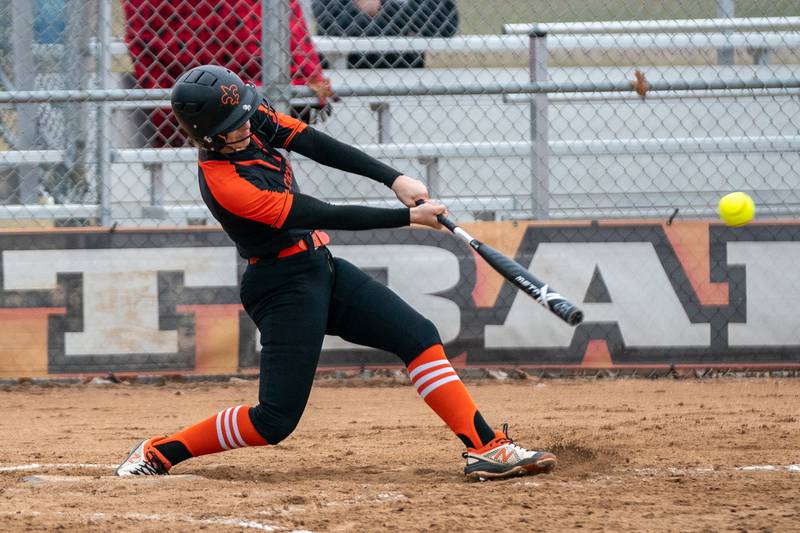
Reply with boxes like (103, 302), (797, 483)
(457, 0), (800, 34)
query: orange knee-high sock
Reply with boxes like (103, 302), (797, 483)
(407, 345), (500, 450)
(151, 405), (267, 467)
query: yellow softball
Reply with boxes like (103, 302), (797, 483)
(718, 192), (755, 227)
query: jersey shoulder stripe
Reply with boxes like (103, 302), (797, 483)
(200, 159), (293, 228)
(235, 159), (281, 172)
(257, 103), (307, 148)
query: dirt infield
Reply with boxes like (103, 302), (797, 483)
(1, 378), (798, 532)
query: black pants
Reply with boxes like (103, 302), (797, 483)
(240, 245), (441, 444)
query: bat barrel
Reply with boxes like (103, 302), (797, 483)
(529, 288), (584, 325)
(561, 304), (584, 325)
(476, 240), (583, 326)
(415, 199), (583, 327)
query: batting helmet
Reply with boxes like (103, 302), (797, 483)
(171, 65), (261, 150)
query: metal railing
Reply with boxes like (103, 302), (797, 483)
(79, 16), (800, 68)
(3, 130), (799, 221)
(1, 10), (799, 225)
(502, 16), (800, 34)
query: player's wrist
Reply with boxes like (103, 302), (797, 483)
(387, 173), (403, 188)
(409, 206), (419, 224)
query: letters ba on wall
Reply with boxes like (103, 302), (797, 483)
(0, 222), (798, 377)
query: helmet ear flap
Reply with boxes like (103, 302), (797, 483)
(210, 135), (228, 151)
(200, 134), (228, 152)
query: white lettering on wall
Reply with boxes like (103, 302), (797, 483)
(727, 242), (800, 345)
(321, 245), (461, 351)
(485, 242), (710, 348)
(3, 247), (237, 355)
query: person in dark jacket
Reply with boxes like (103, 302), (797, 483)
(312, 0), (458, 68)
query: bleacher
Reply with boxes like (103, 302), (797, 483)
(2, 16), (800, 224)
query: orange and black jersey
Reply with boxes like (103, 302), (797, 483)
(198, 102), (410, 259)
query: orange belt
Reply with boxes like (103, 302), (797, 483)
(248, 231), (330, 265)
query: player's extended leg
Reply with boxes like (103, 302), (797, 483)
(116, 249), (333, 476)
(325, 255), (556, 480)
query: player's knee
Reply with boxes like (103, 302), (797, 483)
(249, 404), (302, 445)
(397, 317), (442, 365)
(414, 317), (441, 349)
(264, 417), (300, 445)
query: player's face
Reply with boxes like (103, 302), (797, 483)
(221, 120), (252, 152)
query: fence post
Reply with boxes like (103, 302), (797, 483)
(10, 0), (39, 204)
(262, 0), (292, 114)
(717, 0), (736, 65)
(419, 157), (440, 198)
(96, 0), (112, 226)
(369, 102), (392, 143)
(64, 0), (90, 206)
(529, 29), (550, 219)
(147, 164), (164, 208)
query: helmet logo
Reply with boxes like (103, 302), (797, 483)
(220, 85), (240, 106)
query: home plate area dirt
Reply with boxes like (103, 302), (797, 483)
(1, 379), (798, 532)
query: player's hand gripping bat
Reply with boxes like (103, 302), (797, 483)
(417, 200), (584, 326)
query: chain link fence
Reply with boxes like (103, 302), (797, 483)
(1, 1), (800, 376)
(0, 0), (797, 226)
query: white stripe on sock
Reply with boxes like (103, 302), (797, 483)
(223, 407), (238, 449)
(413, 366), (456, 391)
(230, 405), (248, 448)
(215, 411), (229, 450)
(419, 374), (461, 399)
(409, 359), (450, 381)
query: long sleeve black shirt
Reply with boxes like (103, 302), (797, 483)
(198, 101), (409, 259)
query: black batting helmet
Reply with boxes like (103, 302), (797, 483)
(171, 65), (260, 150)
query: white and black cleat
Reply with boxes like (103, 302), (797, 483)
(115, 438), (171, 476)
(463, 424), (557, 481)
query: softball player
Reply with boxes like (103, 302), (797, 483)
(116, 65), (557, 481)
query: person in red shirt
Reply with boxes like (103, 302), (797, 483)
(114, 65), (559, 481)
(121, 0), (336, 146)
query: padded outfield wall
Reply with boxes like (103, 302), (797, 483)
(0, 220), (798, 378)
